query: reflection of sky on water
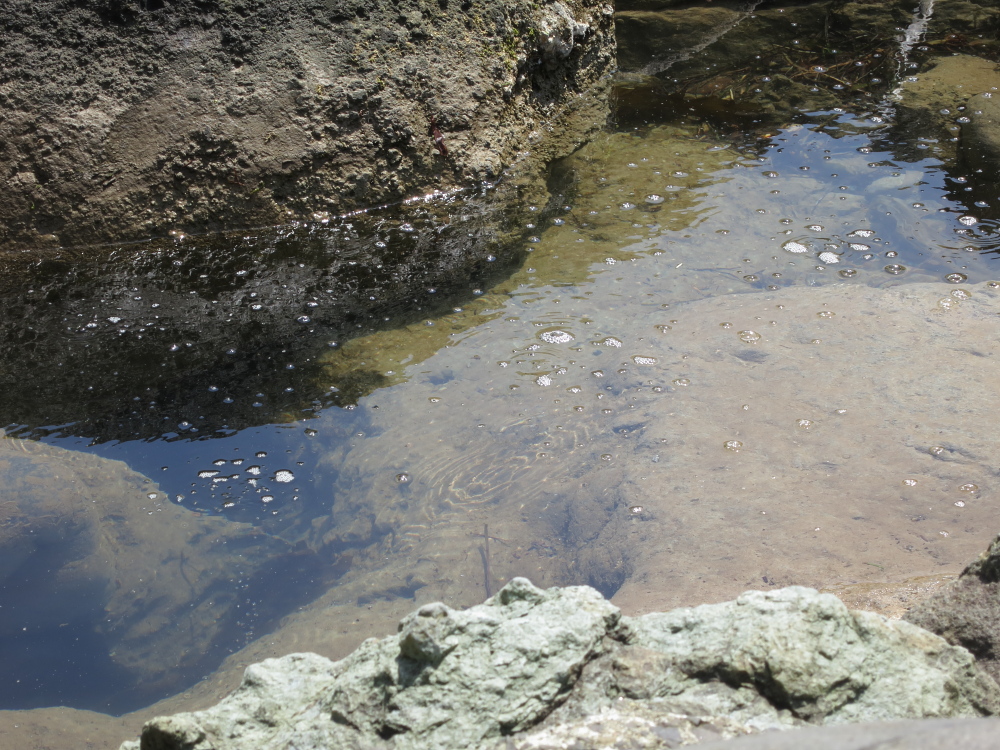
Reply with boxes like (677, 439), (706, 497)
(39, 111), (1000, 571)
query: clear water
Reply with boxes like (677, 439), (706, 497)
(3, 8), (1000, 720)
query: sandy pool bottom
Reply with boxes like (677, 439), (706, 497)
(3, 279), (1000, 748)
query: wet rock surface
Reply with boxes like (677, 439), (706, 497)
(0, 0), (613, 249)
(895, 54), (1000, 157)
(614, 0), (914, 89)
(119, 579), (999, 750)
(614, 0), (999, 132)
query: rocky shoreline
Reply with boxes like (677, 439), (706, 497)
(120, 532), (1000, 749)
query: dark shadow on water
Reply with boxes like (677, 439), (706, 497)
(0, 182), (555, 445)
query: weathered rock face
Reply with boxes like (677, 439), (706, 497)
(120, 579), (1000, 750)
(0, 0), (614, 250)
(907, 534), (1000, 688)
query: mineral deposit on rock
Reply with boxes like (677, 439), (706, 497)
(120, 579), (1000, 750)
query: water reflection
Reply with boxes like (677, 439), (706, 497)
(0, 185), (545, 444)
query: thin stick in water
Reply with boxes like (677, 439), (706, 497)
(479, 523), (493, 599)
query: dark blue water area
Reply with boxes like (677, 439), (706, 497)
(43, 412), (365, 529)
(0, 410), (369, 714)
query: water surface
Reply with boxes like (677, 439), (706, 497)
(2, 5), (1000, 719)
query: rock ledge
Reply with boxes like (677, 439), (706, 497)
(121, 579), (1000, 749)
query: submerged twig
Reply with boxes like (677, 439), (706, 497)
(472, 524), (511, 599)
(479, 524), (493, 598)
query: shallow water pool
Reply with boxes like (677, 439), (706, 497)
(2, 3), (1000, 723)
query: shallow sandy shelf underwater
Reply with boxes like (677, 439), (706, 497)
(4, 278), (1000, 749)
(308, 280), (1000, 617)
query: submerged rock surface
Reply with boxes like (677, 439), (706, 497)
(120, 578), (999, 749)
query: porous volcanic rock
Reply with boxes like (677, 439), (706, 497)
(0, 0), (614, 249)
(120, 579), (1000, 750)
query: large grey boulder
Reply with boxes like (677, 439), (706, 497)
(0, 0), (613, 250)
(620, 587), (999, 725)
(121, 579), (1000, 750)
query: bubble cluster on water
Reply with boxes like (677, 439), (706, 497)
(938, 297), (959, 310)
(540, 330), (574, 344)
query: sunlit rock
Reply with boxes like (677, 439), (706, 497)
(119, 579), (999, 749)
